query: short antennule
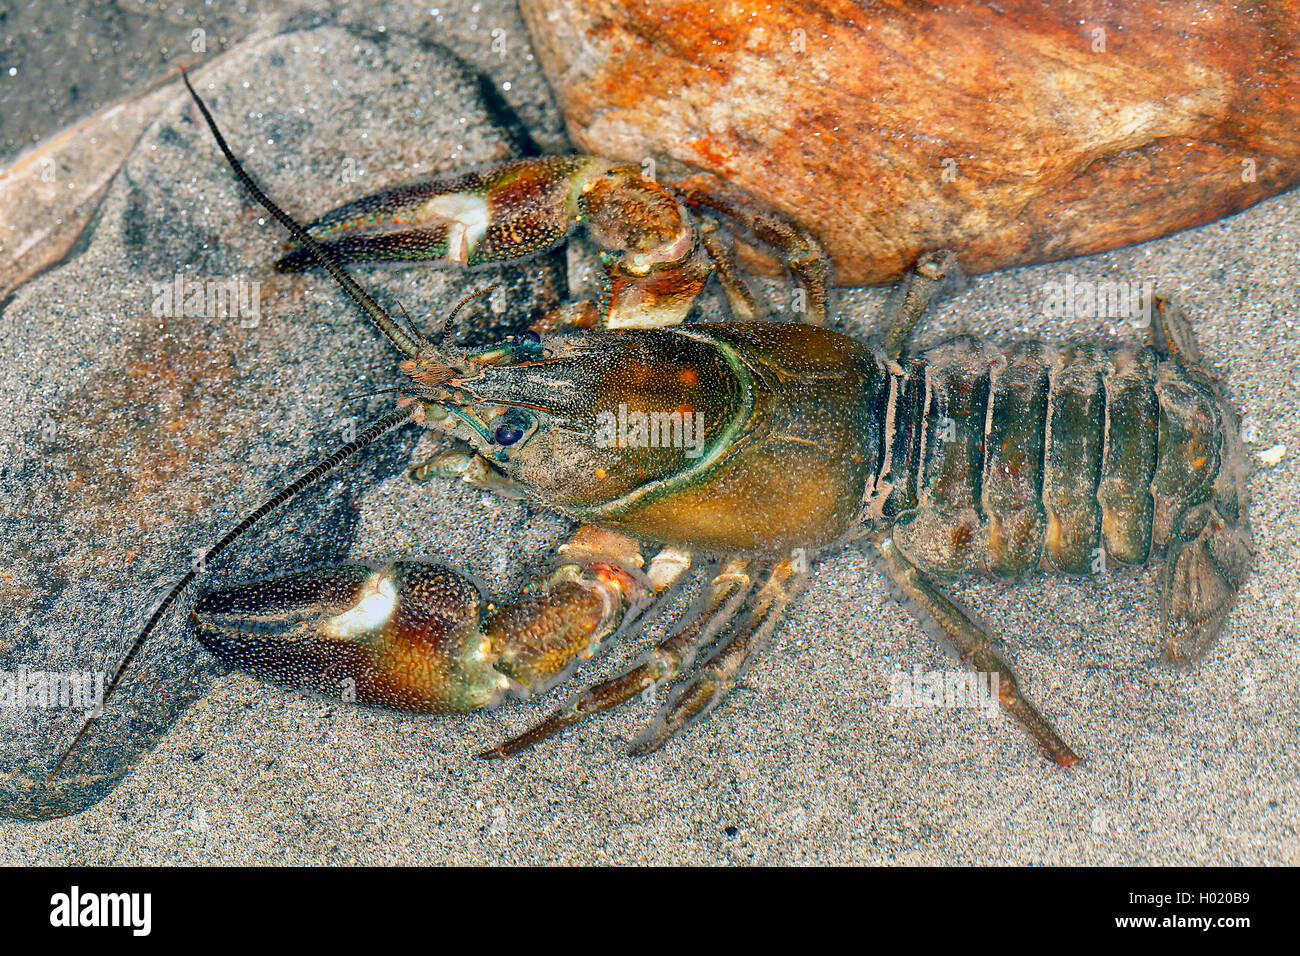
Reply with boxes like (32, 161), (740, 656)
(440, 284), (500, 338)
(48, 405), (416, 780)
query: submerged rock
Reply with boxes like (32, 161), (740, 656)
(521, 0), (1300, 284)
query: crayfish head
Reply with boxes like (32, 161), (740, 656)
(418, 327), (741, 512)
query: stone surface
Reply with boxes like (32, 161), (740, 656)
(521, 0), (1300, 285)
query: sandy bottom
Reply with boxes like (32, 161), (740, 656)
(0, 1), (1296, 864)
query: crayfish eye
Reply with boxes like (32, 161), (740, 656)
(510, 329), (543, 359)
(493, 412), (533, 446)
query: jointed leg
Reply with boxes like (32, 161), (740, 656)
(630, 556), (810, 755)
(878, 249), (967, 360)
(478, 558), (754, 758)
(670, 174), (830, 326)
(875, 537), (1080, 766)
(699, 222), (768, 321)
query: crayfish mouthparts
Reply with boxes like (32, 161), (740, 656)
(400, 355), (458, 389)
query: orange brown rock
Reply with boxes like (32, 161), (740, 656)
(520, 0), (1300, 284)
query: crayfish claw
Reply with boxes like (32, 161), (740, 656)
(190, 538), (693, 733)
(192, 562), (511, 713)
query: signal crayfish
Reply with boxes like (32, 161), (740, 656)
(51, 72), (1255, 779)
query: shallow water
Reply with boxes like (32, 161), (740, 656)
(0, 0), (1296, 864)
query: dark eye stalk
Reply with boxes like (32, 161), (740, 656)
(494, 411), (534, 446)
(510, 329), (543, 359)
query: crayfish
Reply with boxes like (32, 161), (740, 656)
(52, 72), (1253, 777)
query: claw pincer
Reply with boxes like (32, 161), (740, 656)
(192, 542), (657, 714)
(273, 155), (741, 328)
(194, 563), (508, 711)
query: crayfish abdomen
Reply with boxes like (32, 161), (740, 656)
(869, 327), (1252, 661)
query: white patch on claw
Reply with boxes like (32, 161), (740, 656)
(322, 570), (400, 639)
(421, 194), (490, 264)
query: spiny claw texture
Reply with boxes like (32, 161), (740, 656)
(193, 563), (508, 712)
(192, 557), (651, 715)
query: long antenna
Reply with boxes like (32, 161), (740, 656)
(182, 69), (447, 370)
(49, 404), (416, 779)
(52, 69), (448, 779)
